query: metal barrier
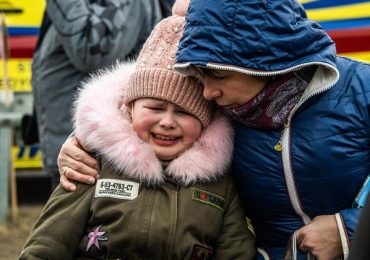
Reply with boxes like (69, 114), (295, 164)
(0, 13), (17, 222)
(0, 111), (21, 221)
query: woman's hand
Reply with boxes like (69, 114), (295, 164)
(57, 136), (99, 191)
(296, 215), (342, 260)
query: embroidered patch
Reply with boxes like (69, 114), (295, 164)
(86, 226), (108, 252)
(190, 244), (214, 260)
(191, 188), (225, 212)
(95, 179), (139, 200)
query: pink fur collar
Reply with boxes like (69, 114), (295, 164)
(74, 63), (234, 186)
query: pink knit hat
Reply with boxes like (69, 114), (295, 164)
(125, 12), (212, 127)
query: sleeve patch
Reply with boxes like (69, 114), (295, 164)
(191, 188), (225, 212)
(190, 244), (214, 260)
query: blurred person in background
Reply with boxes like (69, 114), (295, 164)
(31, 0), (171, 189)
(348, 193), (370, 260)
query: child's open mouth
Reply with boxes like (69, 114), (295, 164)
(152, 133), (181, 145)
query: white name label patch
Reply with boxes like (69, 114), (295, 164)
(95, 179), (139, 200)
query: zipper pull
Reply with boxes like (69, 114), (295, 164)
(274, 141), (282, 151)
(275, 121), (289, 152)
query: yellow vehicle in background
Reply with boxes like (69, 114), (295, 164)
(0, 0), (44, 92)
(0, 0), (45, 168)
(302, 0), (370, 63)
(1, 0), (45, 28)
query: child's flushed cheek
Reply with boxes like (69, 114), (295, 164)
(131, 112), (158, 142)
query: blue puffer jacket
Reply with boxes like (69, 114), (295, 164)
(175, 0), (370, 259)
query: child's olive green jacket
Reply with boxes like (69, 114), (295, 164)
(20, 165), (255, 260)
(19, 63), (256, 260)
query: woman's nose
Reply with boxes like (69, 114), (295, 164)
(202, 81), (221, 100)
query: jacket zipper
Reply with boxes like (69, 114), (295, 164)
(206, 61), (338, 77)
(208, 61), (340, 223)
(281, 121), (311, 224)
(274, 65), (340, 224)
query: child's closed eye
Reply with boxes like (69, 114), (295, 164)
(145, 106), (164, 111)
(176, 109), (192, 116)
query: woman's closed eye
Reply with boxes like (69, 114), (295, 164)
(212, 74), (227, 80)
(203, 69), (227, 80)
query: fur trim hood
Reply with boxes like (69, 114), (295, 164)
(73, 63), (234, 186)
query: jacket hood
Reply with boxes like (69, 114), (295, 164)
(73, 63), (234, 186)
(174, 0), (338, 78)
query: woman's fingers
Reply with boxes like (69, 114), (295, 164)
(60, 174), (77, 191)
(60, 166), (96, 184)
(69, 137), (99, 170)
(57, 136), (99, 191)
(62, 155), (99, 179)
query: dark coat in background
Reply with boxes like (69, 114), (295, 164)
(31, 0), (165, 186)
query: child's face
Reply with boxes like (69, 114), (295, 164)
(131, 98), (203, 161)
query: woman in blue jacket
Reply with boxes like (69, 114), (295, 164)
(57, 0), (370, 259)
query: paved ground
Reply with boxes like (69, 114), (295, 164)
(0, 169), (52, 259)
(0, 205), (44, 260)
